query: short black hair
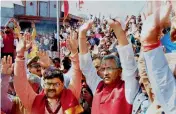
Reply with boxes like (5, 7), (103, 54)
(43, 66), (64, 83)
(102, 55), (121, 68)
(62, 57), (71, 71)
(53, 58), (60, 63)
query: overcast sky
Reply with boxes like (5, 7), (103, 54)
(64, 0), (146, 19)
(1, 0), (147, 19)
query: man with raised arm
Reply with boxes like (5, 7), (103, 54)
(78, 18), (139, 114)
(140, 1), (176, 114)
(13, 31), (83, 114)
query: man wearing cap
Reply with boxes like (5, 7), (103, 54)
(26, 56), (42, 93)
(27, 56), (42, 77)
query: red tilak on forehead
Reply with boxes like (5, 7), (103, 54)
(101, 61), (111, 67)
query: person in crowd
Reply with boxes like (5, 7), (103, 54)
(39, 37), (45, 51)
(61, 57), (71, 74)
(27, 56), (42, 77)
(139, 1), (175, 113)
(99, 49), (110, 58)
(1, 18), (17, 60)
(1, 30), (4, 48)
(138, 52), (166, 114)
(60, 56), (72, 88)
(13, 29), (83, 114)
(50, 34), (58, 58)
(1, 56), (41, 114)
(80, 75), (93, 114)
(78, 18), (139, 114)
(92, 56), (103, 79)
(25, 22), (37, 59)
(43, 36), (50, 51)
(95, 28), (103, 39)
(132, 77), (150, 114)
(53, 58), (61, 69)
(160, 27), (176, 53)
(1, 1), (176, 114)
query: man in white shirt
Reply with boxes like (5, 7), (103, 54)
(78, 19), (139, 114)
(140, 1), (176, 113)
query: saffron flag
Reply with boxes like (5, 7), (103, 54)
(64, 0), (69, 20)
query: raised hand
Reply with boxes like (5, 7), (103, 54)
(36, 51), (50, 68)
(31, 21), (35, 28)
(140, 1), (172, 51)
(1, 56), (13, 75)
(79, 20), (94, 37)
(78, 20), (94, 54)
(16, 33), (33, 57)
(160, 1), (172, 28)
(25, 34), (33, 51)
(107, 18), (128, 46)
(16, 38), (26, 57)
(142, 1), (171, 47)
(66, 30), (78, 55)
(10, 18), (16, 22)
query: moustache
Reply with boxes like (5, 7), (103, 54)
(103, 76), (110, 80)
(48, 89), (56, 92)
(37, 70), (41, 72)
(5, 30), (10, 34)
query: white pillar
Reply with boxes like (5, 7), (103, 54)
(57, 1), (61, 58)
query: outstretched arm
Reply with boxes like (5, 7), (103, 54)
(14, 36), (37, 112)
(78, 21), (102, 94)
(140, 1), (176, 113)
(1, 56), (13, 113)
(66, 31), (82, 99)
(138, 53), (154, 102)
(1, 74), (12, 113)
(143, 46), (176, 113)
(31, 22), (37, 40)
(107, 19), (139, 104)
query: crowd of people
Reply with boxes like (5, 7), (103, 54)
(1, 1), (176, 114)
(35, 33), (58, 58)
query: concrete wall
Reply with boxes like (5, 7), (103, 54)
(26, 1), (37, 16)
(39, 1), (49, 17)
(14, 4), (25, 15)
(1, 2), (58, 34)
(1, 7), (14, 26)
(1, 7), (14, 17)
(50, 1), (57, 18)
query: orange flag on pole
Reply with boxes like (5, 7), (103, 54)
(64, 0), (69, 20)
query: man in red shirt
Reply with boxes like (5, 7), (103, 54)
(1, 18), (19, 61)
(1, 26), (15, 60)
